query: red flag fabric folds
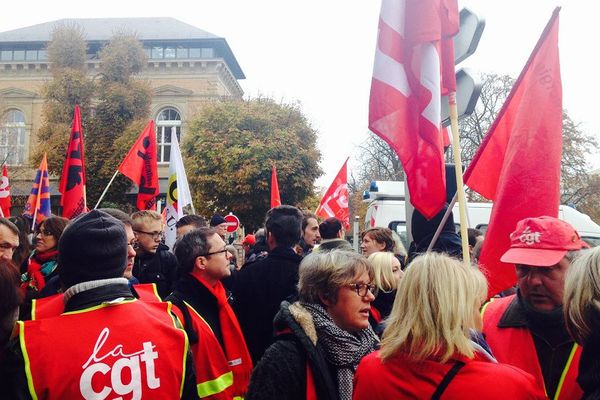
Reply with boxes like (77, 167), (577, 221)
(316, 158), (350, 229)
(0, 165), (11, 217)
(464, 9), (562, 298)
(369, 0), (458, 219)
(23, 154), (52, 226)
(59, 105), (87, 219)
(270, 166), (281, 208)
(118, 121), (159, 210)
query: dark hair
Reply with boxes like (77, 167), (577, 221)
(174, 227), (216, 274)
(0, 218), (19, 236)
(98, 208), (133, 227)
(7, 216), (32, 270)
(362, 228), (395, 252)
(0, 259), (22, 342)
(266, 206), (303, 248)
(38, 217), (69, 247)
(467, 228), (483, 248)
(176, 214), (207, 229)
(319, 218), (342, 240)
(302, 212), (318, 233)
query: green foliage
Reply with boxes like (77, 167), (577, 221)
(98, 32), (147, 84)
(183, 98), (322, 230)
(47, 23), (87, 70)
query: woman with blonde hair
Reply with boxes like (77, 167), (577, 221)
(367, 251), (402, 335)
(354, 252), (545, 399)
(247, 250), (378, 400)
(564, 246), (600, 398)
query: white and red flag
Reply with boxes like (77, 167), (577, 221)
(316, 158), (350, 229)
(464, 9), (562, 298)
(0, 165), (11, 217)
(369, 0), (458, 219)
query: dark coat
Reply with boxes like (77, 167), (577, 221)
(246, 301), (338, 400)
(132, 243), (179, 298)
(230, 246), (302, 363)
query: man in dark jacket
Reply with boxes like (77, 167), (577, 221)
(131, 210), (178, 298)
(231, 205), (304, 363)
(314, 217), (352, 252)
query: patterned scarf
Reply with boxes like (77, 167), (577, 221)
(302, 302), (378, 400)
(21, 249), (59, 293)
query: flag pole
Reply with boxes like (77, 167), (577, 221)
(94, 170), (119, 209)
(448, 92), (471, 265)
(427, 192), (457, 252)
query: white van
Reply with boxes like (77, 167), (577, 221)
(363, 180), (600, 248)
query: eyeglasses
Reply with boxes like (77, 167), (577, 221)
(128, 239), (139, 250)
(135, 230), (164, 241)
(347, 283), (378, 297)
(197, 248), (229, 258)
(515, 265), (557, 279)
(38, 229), (53, 237)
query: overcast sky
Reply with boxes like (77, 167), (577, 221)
(1, 1), (598, 187)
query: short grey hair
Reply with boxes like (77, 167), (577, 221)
(298, 250), (374, 305)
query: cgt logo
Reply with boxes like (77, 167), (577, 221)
(79, 327), (160, 400)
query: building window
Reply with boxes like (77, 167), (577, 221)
(156, 108), (181, 163)
(0, 109), (27, 166)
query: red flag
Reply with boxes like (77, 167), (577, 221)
(271, 166), (281, 208)
(59, 105), (87, 219)
(369, 0), (458, 219)
(118, 121), (159, 210)
(0, 165), (11, 217)
(316, 158), (350, 229)
(464, 9), (562, 298)
(23, 153), (52, 226)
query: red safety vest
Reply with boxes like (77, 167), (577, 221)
(31, 283), (161, 320)
(19, 299), (188, 400)
(482, 295), (583, 400)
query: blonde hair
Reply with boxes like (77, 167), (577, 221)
(131, 210), (163, 230)
(564, 247), (598, 344)
(368, 252), (400, 292)
(380, 252), (487, 362)
(298, 250), (374, 305)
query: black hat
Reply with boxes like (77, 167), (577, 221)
(59, 210), (128, 289)
(210, 214), (227, 226)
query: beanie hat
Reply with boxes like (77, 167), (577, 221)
(210, 214), (227, 226)
(501, 216), (589, 267)
(59, 210), (128, 288)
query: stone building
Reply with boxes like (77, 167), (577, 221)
(0, 17), (244, 212)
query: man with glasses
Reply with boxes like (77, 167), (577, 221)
(482, 216), (589, 400)
(131, 210), (178, 298)
(168, 226), (252, 399)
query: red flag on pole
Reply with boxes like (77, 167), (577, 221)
(0, 165), (11, 217)
(369, 0), (458, 219)
(271, 165), (281, 208)
(59, 105), (87, 219)
(118, 121), (159, 210)
(316, 158), (350, 229)
(464, 9), (562, 298)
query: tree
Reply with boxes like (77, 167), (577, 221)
(182, 98), (322, 230)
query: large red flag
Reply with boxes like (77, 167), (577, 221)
(23, 153), (52, 226)
(0, 165), (11, 217)
(316, 158), (350, 229)
(369, 0), (458, 219)
(464, 9), (562, 298)
(118, 121), (159, 210)
(271, 165), (281, 208)
(59, 105), (87, 219)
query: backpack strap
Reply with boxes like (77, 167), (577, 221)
(430, 361), (466, 400)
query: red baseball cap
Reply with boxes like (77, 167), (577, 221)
(242, 234), (256, 246)
(500, 216), (589, 267)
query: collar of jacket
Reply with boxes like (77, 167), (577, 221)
(268, 246), (303, 261)
(64, 280), (135, 313)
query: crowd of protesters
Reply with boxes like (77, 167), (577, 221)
(0, 203), (599, 399)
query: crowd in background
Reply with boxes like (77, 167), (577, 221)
(0, 204), (599, 399)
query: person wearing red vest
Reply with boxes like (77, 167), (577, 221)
(169, 226), (253, 400)
(2, 210), (198, 399)
(482, 216), (589, 400)
(354, 252), (545, 400)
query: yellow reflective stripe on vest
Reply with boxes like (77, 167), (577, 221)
(197, 371), (234, 398)
(18, 321), (39, 400)
(553, 343), (579, 400)
(479, 298), (495, 317)
(233, 397), (244, 400)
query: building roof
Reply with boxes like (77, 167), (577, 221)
(0, 17), (245, 78)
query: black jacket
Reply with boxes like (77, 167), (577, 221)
(1, 282), (198, 400)
(246, 301), (338, 400)
(132, 243), (179, 298)
(231, 246), (302, 363)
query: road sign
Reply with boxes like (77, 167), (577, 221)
(224, 214), (240, 233)
(441, 68), (482, 127)
(454, 8), (486, 64)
